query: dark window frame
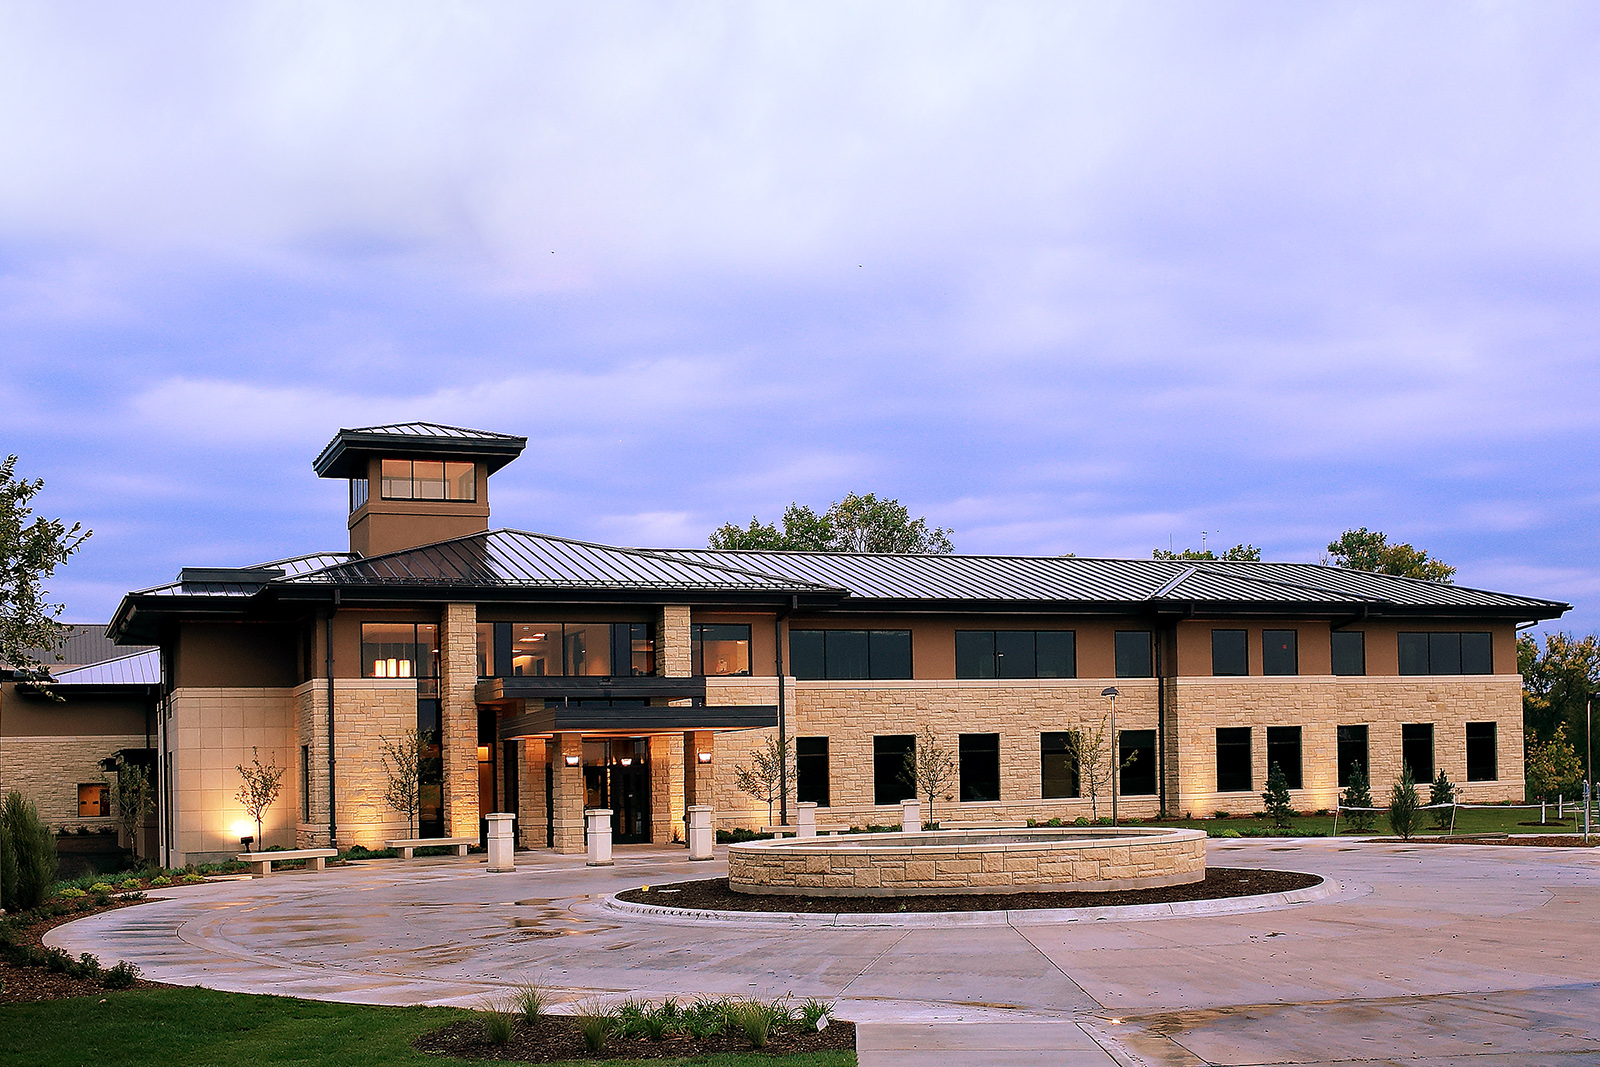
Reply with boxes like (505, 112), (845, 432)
(1398, 632), (1494, 676)
(1120, 729), (1157, 796)
(873, 734), (917, 806)
(956, 630), (1077, 679)
(1216, 726), (1252, 792)
(1266, 725), (1302, 790)
(1337, 724), (1368, 787)
(1465, 721), (1498, 782)
(790, 629), (913, 680)
(361, 622), (441, 680)
(1115, 630), (1153, 678)
(1041, 731), (1080, 799)
(1331, 630), (1366, 676)
(797, 736), (830, 806)
(378, 457), (477, 502)
(77, 783), (109, 818)
(1262, 629), (1298, 676)
(1211, 629), (1248, 676)
(692, 623), (751, 677)
(1402, 722), (1435, 783)
(958, 733), (1001, 803)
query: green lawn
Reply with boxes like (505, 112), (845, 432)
(0, 988), (855, 1067)
(1143, 802), (1596, 838)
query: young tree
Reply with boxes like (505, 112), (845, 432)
(1388, 763), (1421, 840)
(0, 454), (91, 687)
(235, 748), (285, 848)
(903, 725), (957, 829)
(1341, 762), (1375, 832)
(1069, 713), (1121, 821)
(111, 755), (156, 862)
(1427, 770), (1456, 831)
(1525, 724), (1583, 802)
(1261, 761), (1294, 830)
(379, 730), (424, 838)
(734, 734), (794, 827)
(710, 493), (953, 554)
(1325, 528), (1455, 583)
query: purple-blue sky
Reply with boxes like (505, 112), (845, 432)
(3, 3), (1597, 635)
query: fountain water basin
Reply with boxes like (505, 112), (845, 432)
(727, 825), (1206, 897)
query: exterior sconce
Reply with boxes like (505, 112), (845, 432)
(564, 753), (581, 767)
(476, 746), (490, 762)
(619, 757), (633, 767)
(697, 751), (712, 765)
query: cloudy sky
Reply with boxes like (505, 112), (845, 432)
(3, 2), (1598, 634)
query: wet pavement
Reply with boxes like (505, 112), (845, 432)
(44, 838), (1600, 1065)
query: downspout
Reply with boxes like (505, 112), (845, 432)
(325, 593), (339, 849)
(1155, 625), (1169, 818)
(776, 596), (795, 825)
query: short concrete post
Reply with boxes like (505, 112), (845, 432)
(485, 812), (516, 872)
(901, 798), (922, 832)
(687, 805), (714, 861)
(795, 802), (817, 839)
(586, 809), (614, 866)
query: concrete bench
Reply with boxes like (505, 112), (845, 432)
(236, 848), (337, 876)
(384, 836), (476, 859)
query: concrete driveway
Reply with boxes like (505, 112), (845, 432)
(46, 838), (1600, 1065)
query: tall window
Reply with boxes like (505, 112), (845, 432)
(959, 734), (1000, 802)
(1337, 724), (1368, 787)
(1216, 727), (1252, 792)
(1466, 722), (1498, 782)
(1262, 630), (1298, 676)
(1398, 632), (1493, 675)
(1266, 725), (1302, 789)
(349, 476), (369, 512)
(1120, 729), (1157, 796)
(379, 458), (476, 501)
(1041, 732), (1080, 799)
(492, 622), (656, 677)
(1211, 630), (1248, 676)
(692, 623), (751, 676)
(873, 735), (916, 805)
(1402, 723), (1434, 782)
(1115, 631), (1153, 678)
(956, 631), (1076, 679)
(362, 623), (440, 679)
(301, 745), (311, 821)
(797, 737), (830, 806)
(790, 629), (912, 680)
(1331, 631), (1365, 676)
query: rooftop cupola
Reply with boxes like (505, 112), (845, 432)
(313, 422), (527, 557)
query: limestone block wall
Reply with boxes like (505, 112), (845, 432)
(294, 678), (418, 850)
(168, 686), (297, 864)
(0, 734), (149, 829)
(440, 602), (479, 839)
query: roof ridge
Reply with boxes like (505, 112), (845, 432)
(1180, 563), (1381, 603)
(344, 421), (522, 439)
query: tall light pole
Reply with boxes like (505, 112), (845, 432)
(1102, 686), (1119, 825)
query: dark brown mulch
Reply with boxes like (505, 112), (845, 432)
(0, 897), (171, 1004)
(616, 868), (1321, 914)
(413, 1015), (854, 1062)
(1433, 835), (1599, 848)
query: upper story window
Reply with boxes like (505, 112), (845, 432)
(380, 458), (476, 502)
(362, 622), (440, 679)
(1114, 631), (1153, 678)
(693, 623), (751, 676)
(349, 476), (369, 513)
(1331, 630), (1365, 676)
(956, 631), (1076, 679)
(1211, 629), (1248, 676)
(1262, 629), (1298, 676)
(1397, 632), (1493, 675)
(791, 629), (912, 680)
(489, 622), (655, 677)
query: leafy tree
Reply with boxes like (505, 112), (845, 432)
(235, 747), (285, 848)
(1153, 544), (1262, 561)
(710, 493), (953, 554)
(1519, 631), (1599, 779)
(1341, 762), (1375, 832)
(903, 725), (957, 828)
(0, 791), (58, 911)
(734, 734), (794, 826)
(1260, 761), (1294, 829)
(1427, 769), (1456, 831)
(1525, 723), (1583, 802)
(0, 454), (91, 685)
(379, 730), (424, 838)
(1067, 712), (1137, 821)
(1326, 528), (1455, 583)
(1388, 763), (1420, 840)
(111, 756), (156, 862)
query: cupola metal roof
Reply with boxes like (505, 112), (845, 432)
(312, 422), (528, 479)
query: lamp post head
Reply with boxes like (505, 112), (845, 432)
(1101, 687), (1119, 698)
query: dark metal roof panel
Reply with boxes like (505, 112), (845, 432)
(312, 422), (528, 478)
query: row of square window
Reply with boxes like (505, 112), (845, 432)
(793, 722), (1499, 807)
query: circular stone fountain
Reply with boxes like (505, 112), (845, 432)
(727, 826), (1206, 897)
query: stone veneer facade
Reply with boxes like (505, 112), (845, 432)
(0, 734), (150, 829)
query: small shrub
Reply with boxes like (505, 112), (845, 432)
(1, 792), (60, 911)
(615, 997), (651, 1038)
(1208, 828), (1242, 839)
(730, 1000), (778, 1048)
(57, 887), (87, 900)
(150, 876), (171, 887)
(1213, 810), (1231, 819)
(103, 960), (141, 989)
(1342, 762), (1375, 832)
(798, 997), (833, 1030)
(75, 953), (102, 980)
(1388, 763), (1421, 840)
(579, 1012), (615, 1052)
(1428, 771), (1456, 831)
(90, 882), (114, 895)
(510, 981), (548, 1022)
(1261, 761), (1295, 830)
(479, 1010), (515, 1045)
(181, 873), (204, 884)
(1046, 817), (1064, 827)
(1025, 817), (1037, 827)
(43, 947), (72, 973)
(1072, 816), (1090, 826)
(116, 878), (141, 892)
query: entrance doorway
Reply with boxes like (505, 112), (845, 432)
(582, 738), (651, 843)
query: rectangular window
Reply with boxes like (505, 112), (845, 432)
(1115, 631), (1153, 678)
(796, 737), (830, 806)
(1035, 631), (1077, 678)
(693, 623), (751, 676)
(476, 623), (495, 677)
(790, 629), (913, 680)
(1402, 723), (1434, 782)
(955, 630), (995, 679)
(1216, 727), (1252, 792)
(1466, 722), (1497, 781)
(301, 745), (311, 821)
(1262, 630), (1298, 676)
(1211, 629), (1248, 676)
(1266, 725), (1302, 790)
(1120, 729), (1157, 796)
(873, 735), (916, 805)
(1398, 632), (1493, 675)
(361, 622), (440, 679)
(995, 631), (1035, 679)
(509, 623), (563, 677)
(1041, 731), (1080, 799)
(956, 631), (1077, 679)
(1337, 724), (1368, 787)
(349, 476), (368, 513)
(959, 733), (1001, 802)
(565, 622), (612, 677)
(1331, 631), (1365, 676)
(612, 623), (655, 677)
(379, 458), (476, 501)
(77, 783), (108, 818)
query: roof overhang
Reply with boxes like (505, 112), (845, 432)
(498, 704), (777, 739)
(313, 426), (527, 479)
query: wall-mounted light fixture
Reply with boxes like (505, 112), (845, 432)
(619, 757), (633, 767)
(697, 751), (713, 765)
(564, 753), (581, 767)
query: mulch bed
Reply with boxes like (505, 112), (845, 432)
(1431, 835), (1599, 848)
(414, 1015), (854, 1062)
(1, 897), (170, 1004)
(616, 868), (1321, 914)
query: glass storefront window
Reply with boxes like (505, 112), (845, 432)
(693, 623), (751, 676)
(565, 623), (612, 676)
(510, 623), (562, 677)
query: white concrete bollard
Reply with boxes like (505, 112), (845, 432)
(901, 798), (922, 832)
(485, 812), (516, 872)
(687, 805), (714, 861)
(586, 809), (614, 866)
(795, 802), (817, 839)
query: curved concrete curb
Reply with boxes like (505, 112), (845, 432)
(597, 875), (1364, 929)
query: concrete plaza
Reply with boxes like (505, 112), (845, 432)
(46, 838), (1600, 1066)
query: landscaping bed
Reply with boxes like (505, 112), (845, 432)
(617, 868), (1321, 913)
(1, 895), (165, 1003)
(415, 1011), (853, 1063)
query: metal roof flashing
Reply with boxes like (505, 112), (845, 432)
(312, 422), (528, 479)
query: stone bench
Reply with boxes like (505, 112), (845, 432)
(940, 819), (1029, 829)
(236, 848), (337, 876)
(384, 836), (477, 859)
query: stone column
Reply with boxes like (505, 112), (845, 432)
(518, 737), (548, 849)
(440, 602), (481, 840)
(685, 730), (715, 809)
(649, 733), (683, 845)
(550, 732), (585, 854)
(657, 604), (692, 678)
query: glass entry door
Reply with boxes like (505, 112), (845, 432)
(581, 738), (652, 843)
